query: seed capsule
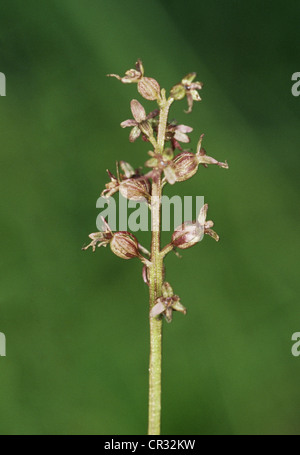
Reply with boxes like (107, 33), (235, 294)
(110, 232), (141, 260)
(138, 77), (161, 101)
(173, 152), (199, 182)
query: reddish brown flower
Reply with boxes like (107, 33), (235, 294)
(108, 59), (161, 101)
(166, 122), (193, 151)
(82, 217), (113, 252)
(119, 178), (151, 202)
(145, 149), (177, 185)
(170, 73), (203, 113)
(150, 282), (187, 323)
(172, 203), (219, 249)
(82, 218), (148, 262)
(101, 161), (148, 199)
(121, 99), (159, 143)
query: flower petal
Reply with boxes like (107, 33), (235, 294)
(191, 89), (201, 102)
(146, 109), (160, 120)
(175, 124), (193, 133)
(174, 131), (190, 143)
(150, 300), (166, 318)
(162, 282), (174, 298)
(129, 126), (141, 142)
(164, 308), (173, 323)
(197, 203), (208, 226)
(123, 69), (142, 83)
(171, 298), (187, 315)
(135, 59), (144, 76)
(120, 119), (137, 128)
(145, 157), (158, 168)
(119, 161), (135, 178)
(191, 81), (203, 90)
(205, 229), (220, 242)
(130, 99), (147, 123)
(182, 72), (196, 84)
(184, 92), (194, 114)
(164, 165), (177, 185)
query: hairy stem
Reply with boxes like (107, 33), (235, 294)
(148, 172), (163, 435)
(148, 97), (173, 435)
(156, 94), (173, 154)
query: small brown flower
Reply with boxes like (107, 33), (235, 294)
(145, 150), (177, 185)
(82, 217), (113, 252)
(107, 59), (144, 84)
(171, 221), (202, 250)
(82, 217), (148, 262)
(171, 203), (219, 249)
(197, 203), (219, 241)
(170, 73), (203, 113)
(121, 99), (159, 143)
(150, 282), (187, 323)
(108, 59), (161, 101)
(101, 168), (120, 199)
(119, 178), (151, 202)
(101, 161), (146, 199)
(172, 135), (228, 182)
(166, 122), (193, 151)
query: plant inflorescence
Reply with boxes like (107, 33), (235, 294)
(83, 60), (228, 435)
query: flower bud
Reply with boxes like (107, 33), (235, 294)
(138, 77), (161, 100)
(110, 232), (141, 260)
(171, 221), (203, 249)
(173, 152), (199, 182)
(119, 178), (151, 201)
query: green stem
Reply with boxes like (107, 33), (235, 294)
(148, 172), (163, 435)
(147, 96), (173, 435)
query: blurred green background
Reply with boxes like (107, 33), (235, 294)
(1, 0), (300, 435)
